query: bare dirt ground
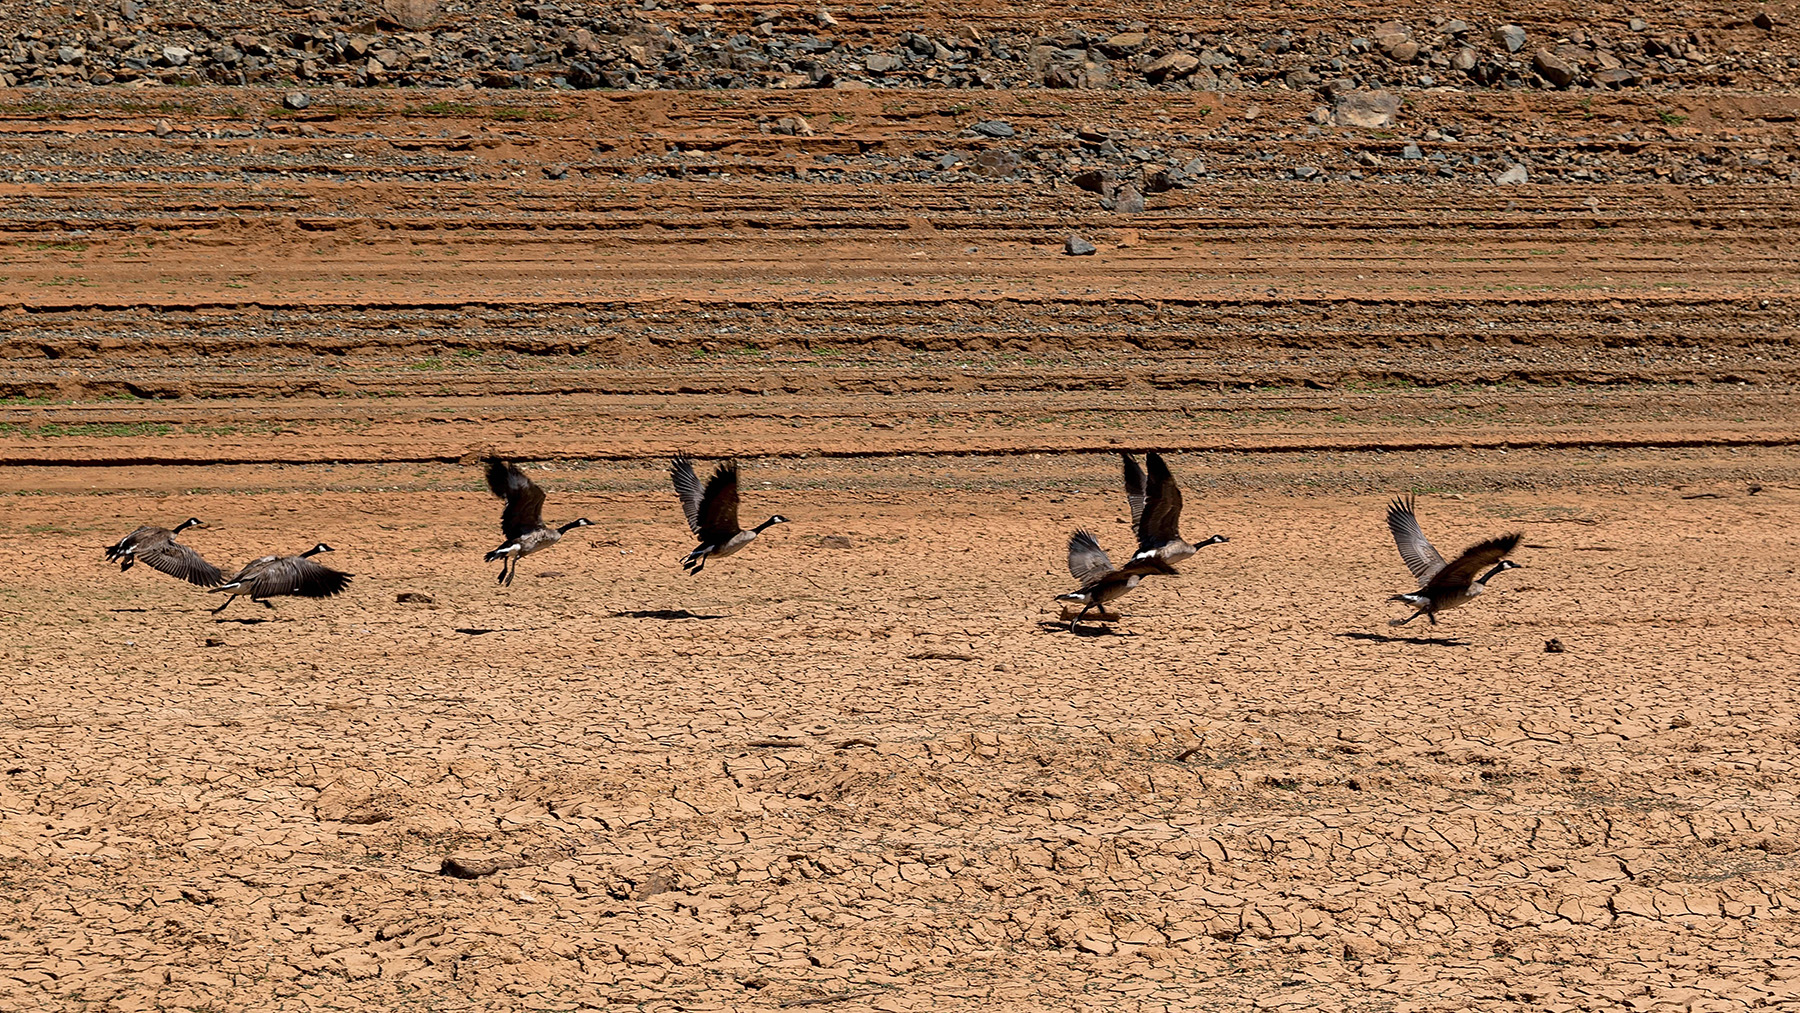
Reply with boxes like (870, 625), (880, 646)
(1, 63), (1799, 1013)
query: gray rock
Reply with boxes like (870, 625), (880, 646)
(937, 152), (963, 169)
(1492, 25), (1527, 53)
(1334, 89), (1399, 128)
(864, 52), (903, 72)
(1442, 19), (1470, 35)
(1418, 74), (1435, 87)
(153, 118), (171, 137)
(1113, 185), (1144, 213)
(1400, 142), (1422, 160)
(1292, 165), (1320, 180)
(1307, 106), (1331, 124)
(1064, 235), (1097, 256)
(57, 46), (80, 64)
(973, 148), (1021, 178)
(1494, 164), (1528, 184)
(284, 92), (311, 110)
(971, 120), (1014, 138)
(1593, 67), (1639, 87)
(119, 0), (140, 22)
(1451, 47), (1477, 72)
(1628, 18), (1648, 31)
(162, 45), (191, 65)
(543, 163), (569, 179)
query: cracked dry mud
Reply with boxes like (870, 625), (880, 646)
(3, 460), (1798, 1010)
(1, 39), (1799, 1013)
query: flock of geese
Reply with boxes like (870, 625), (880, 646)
(103, 453), (1525, 631)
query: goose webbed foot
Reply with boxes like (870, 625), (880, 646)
(210, 597), (233, 615)
(257, 598), (275, 610)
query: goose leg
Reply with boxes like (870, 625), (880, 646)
(1388, 611), (1416, 627)
(210, 595), (234, 615)
(1070, 602), (1095, 633)
(504, 562), (518, 587)
(1426, 612), (1436, 626)
(257, 598), (275, 610)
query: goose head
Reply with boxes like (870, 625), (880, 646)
(174, 517), (207, 533)
(559, 518), (595, 534)
(300, 543), (335, 558)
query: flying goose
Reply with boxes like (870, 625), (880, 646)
(1123, 451), (1228, 566)
(1055, 528), (1179, 632)
(209, 543), (351, 614)
(1386, 494), (1522, 626)
(103, 517), (223, 587)
(483, 457), (594, 586)
(670, 456), (788, 575)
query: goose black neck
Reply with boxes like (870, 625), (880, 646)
(557, 520), (586, 534)
(1476, 562), (1510, 584)
(300, 545), (326, 558)
(753, 516), (782, 533)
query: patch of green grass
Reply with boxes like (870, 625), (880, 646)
(0, 422), (174, 438)
(29, 241), (88, 252)
(409, 357), (445, 371)
(1657, 110), (1688, 126)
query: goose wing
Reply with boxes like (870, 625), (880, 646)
(670, 456), (706, 536)
(107, 524), (163, 556)
(1387, 494), (1447, 584)
(1122, 454), (1148, 536)
(1067, 529), (1114, 584)
(242, 555), (353, 599)
(486, 458), (546, 540)
(1425, 533), (1522, 592)
(697, 461), (742, 543)
(137, 541), (224, 587)
(1140, 451), (1185, 547)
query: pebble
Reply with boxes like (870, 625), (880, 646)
(284, 92), (311, 110)
(1064, 235), (1097, 256)
(1113, 185), (1144, 213)
(971, 120), (1014, 138)
(1494, 164), (1529, 185)
(1492, 25), (1527, 53)
(1532, 49), (1576, 87)
(1334, 89), (1399, 128)
(153, 119), (172, 137)
(1400, 142), (1422, 160)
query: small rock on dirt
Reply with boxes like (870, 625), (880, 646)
(1064, 235), (1097, 256)
(1532, 49), (1577, 87)
(1334, 89), (1399, 128)
(1492, 25), (1527, 52)
(1494, 164), (1529, 185)
(153, 119), (172, 137)
(284, 92), (311, 111)
(819, 535), (852, 549)
(543, 163), (569, 179)
(1113, 185), (1144, 213)
(971, 120), (1014, 138)
(1753, 11), (1775, 30)
(440, 853), (524, 879)
(1544, 638), (1566, 653)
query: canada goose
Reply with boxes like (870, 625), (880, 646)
(209, 543), (351, 614)
(1123, 452), (1228, 565)
(482, 457), (594, 586)
(1056, 528), (1179, 632)
(670, 456), (789, 575)
(1386, 494), (1522, 626)
(103, 517), (223, 587)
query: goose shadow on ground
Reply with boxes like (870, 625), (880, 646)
(1036, 620), (1137, 638)
(108, 607), (150, 613)
(1336, 630), (1469, 647)
(610, 609), (726, 620)
(214, 617), (271, 625)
